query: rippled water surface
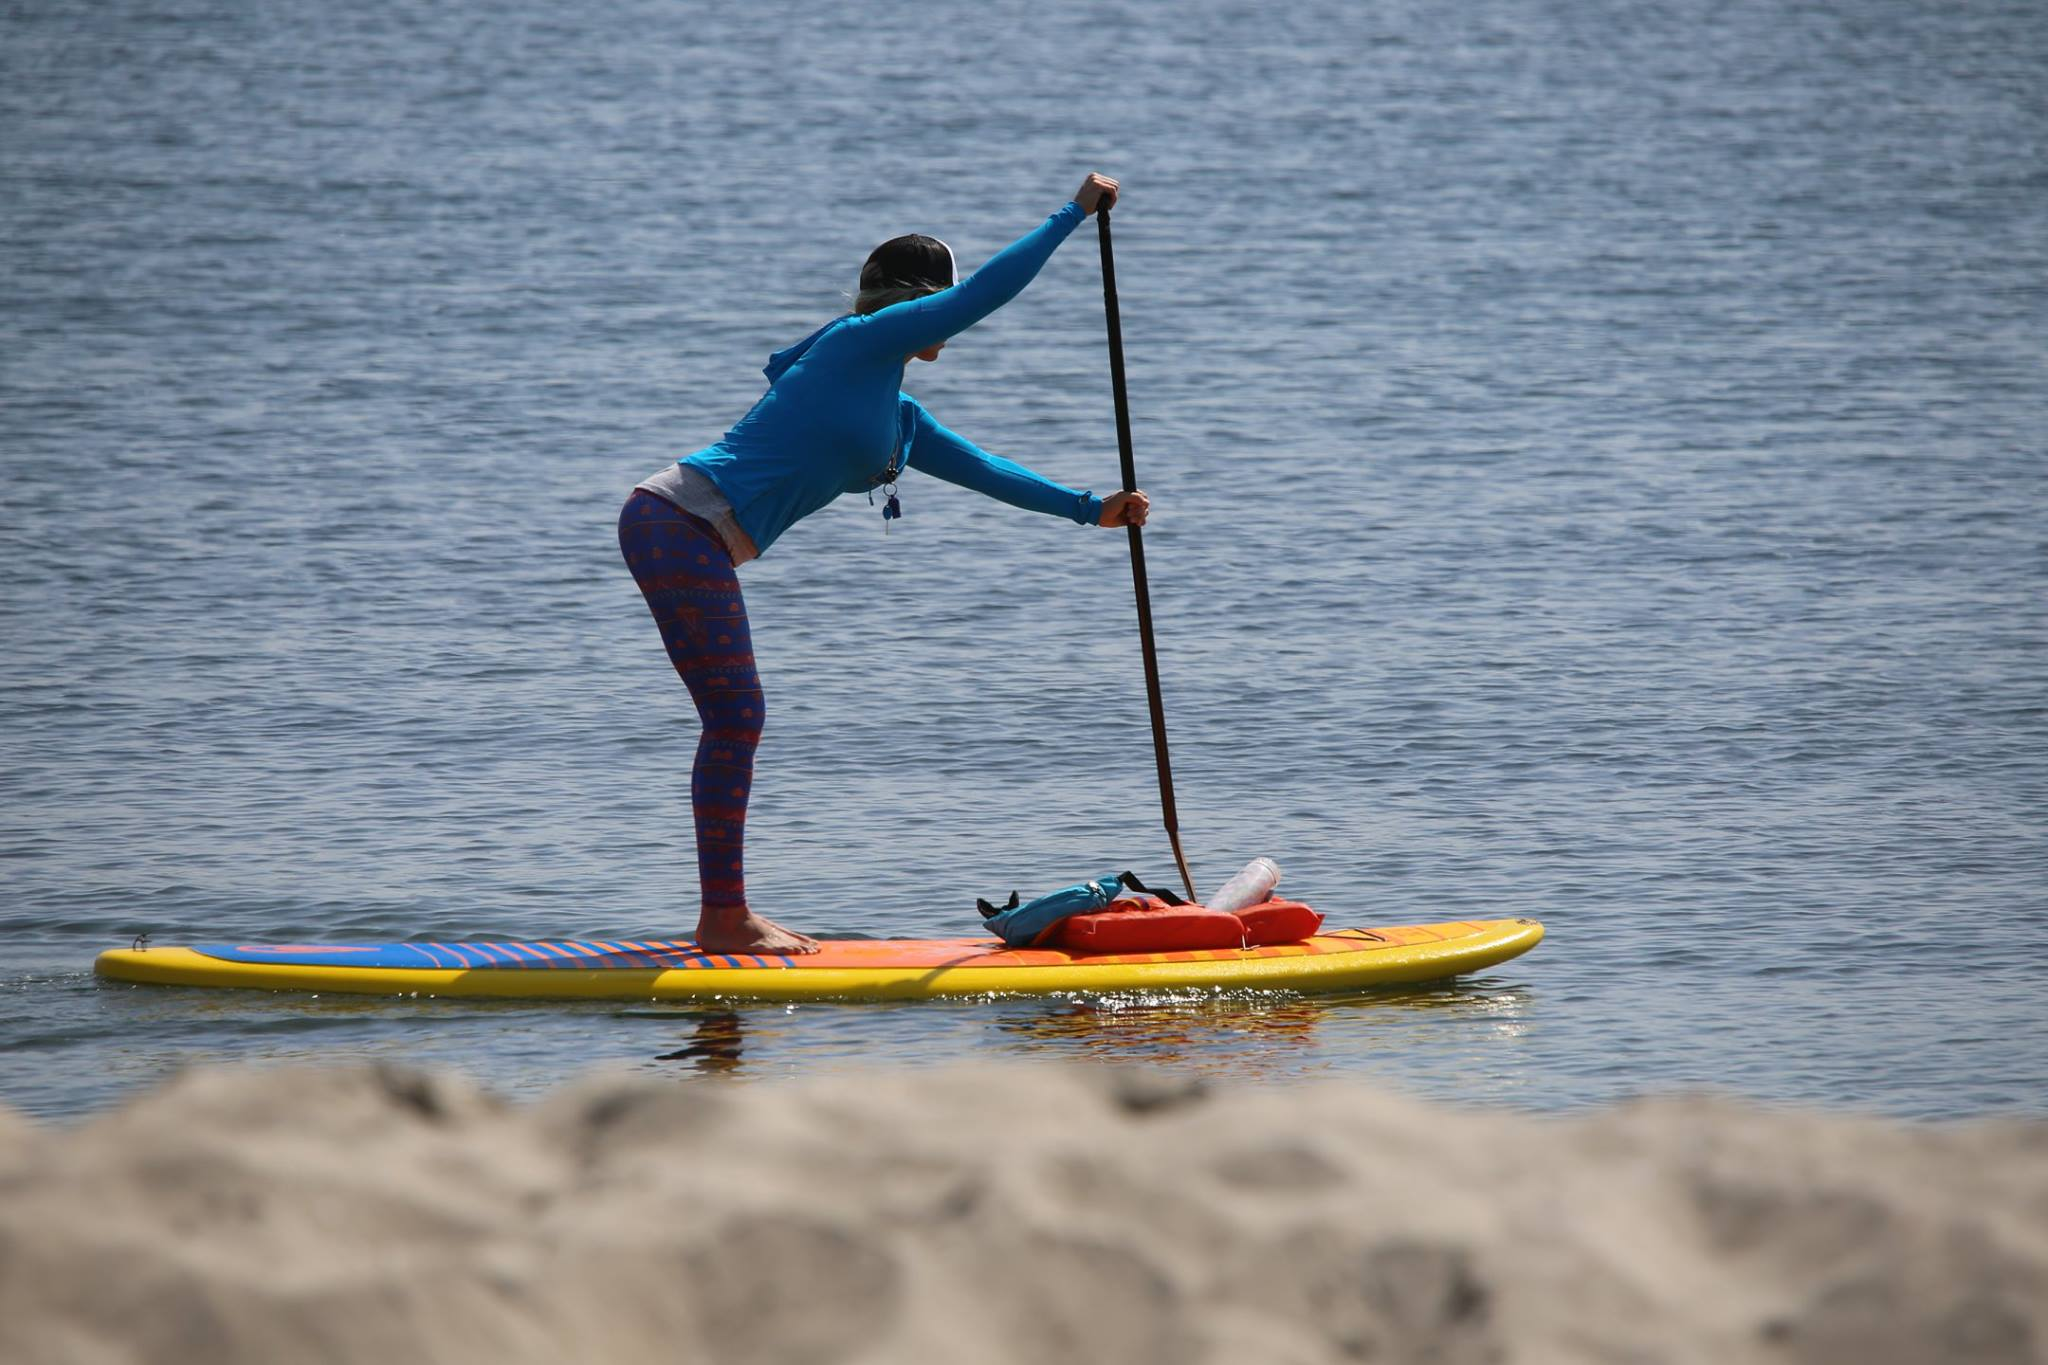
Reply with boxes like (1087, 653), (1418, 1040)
(4, 0), (2045, 1119)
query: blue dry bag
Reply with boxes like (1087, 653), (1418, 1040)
(978, 874), (1128, 947)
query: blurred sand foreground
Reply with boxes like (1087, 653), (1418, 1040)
(2, 1064), (2043, 1365)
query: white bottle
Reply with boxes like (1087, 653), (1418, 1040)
(1205, 857), (1281, 913)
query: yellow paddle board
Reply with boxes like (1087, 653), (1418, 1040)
(94, 919), (1543, 1002)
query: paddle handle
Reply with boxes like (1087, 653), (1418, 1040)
(1097, 202), (1198, 906)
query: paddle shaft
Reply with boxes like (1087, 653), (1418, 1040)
(1096, 203), (1198, 905)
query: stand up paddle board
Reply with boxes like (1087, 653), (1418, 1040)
(95, 919), (1542, 1002)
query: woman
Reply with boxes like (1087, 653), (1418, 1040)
(620, 172), (1147, 955)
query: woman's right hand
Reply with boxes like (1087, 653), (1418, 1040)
(1074, 173), (1120, 215)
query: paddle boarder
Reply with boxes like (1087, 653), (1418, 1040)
(620, 172), (1147, 955)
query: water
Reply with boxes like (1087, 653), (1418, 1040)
(3, 0), (2044, 1121)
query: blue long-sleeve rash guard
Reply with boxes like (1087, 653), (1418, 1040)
(680, 200), (1104, 556)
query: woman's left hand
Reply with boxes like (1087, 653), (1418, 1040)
(1099, 490), (1150, 527)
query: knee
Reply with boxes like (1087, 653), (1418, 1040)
(701, 685), (766, 744)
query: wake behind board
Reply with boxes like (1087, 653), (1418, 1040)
(95, 919), (1542, 1002)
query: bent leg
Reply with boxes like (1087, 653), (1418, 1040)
(618, 490), (816, 954)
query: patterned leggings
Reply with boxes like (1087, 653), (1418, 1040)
(618, 490), (762, 912)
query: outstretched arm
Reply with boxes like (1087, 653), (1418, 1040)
(849, 174), (1120, 359)
(903, 400), (1105, 526)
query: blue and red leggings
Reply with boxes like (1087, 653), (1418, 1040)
(618, 490), (761, 912)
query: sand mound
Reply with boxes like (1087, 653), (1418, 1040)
(2, 1063), (2044, 1364)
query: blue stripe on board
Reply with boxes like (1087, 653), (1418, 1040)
(187, 939), (812, 971)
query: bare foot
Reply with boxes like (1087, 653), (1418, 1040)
(695, 906), (821, 956)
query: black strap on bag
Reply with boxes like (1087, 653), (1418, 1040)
(1116, 870), (1188, 906)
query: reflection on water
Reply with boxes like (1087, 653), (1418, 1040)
(994, 982), (1536, 1077)
(85, 975), (1538, 1106)
(995, 991), (1325, 1070)
(654, 1010), (747, 1075)
(627, 982), (1537, 1086)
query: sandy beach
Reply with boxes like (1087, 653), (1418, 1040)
(2, 1063), (2043, 1364)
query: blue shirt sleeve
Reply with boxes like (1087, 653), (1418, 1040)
(902, 398), (1104, 526)
(842, 201), (1087, 359)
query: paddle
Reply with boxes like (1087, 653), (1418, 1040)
(1096, 199), (1199, 905)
